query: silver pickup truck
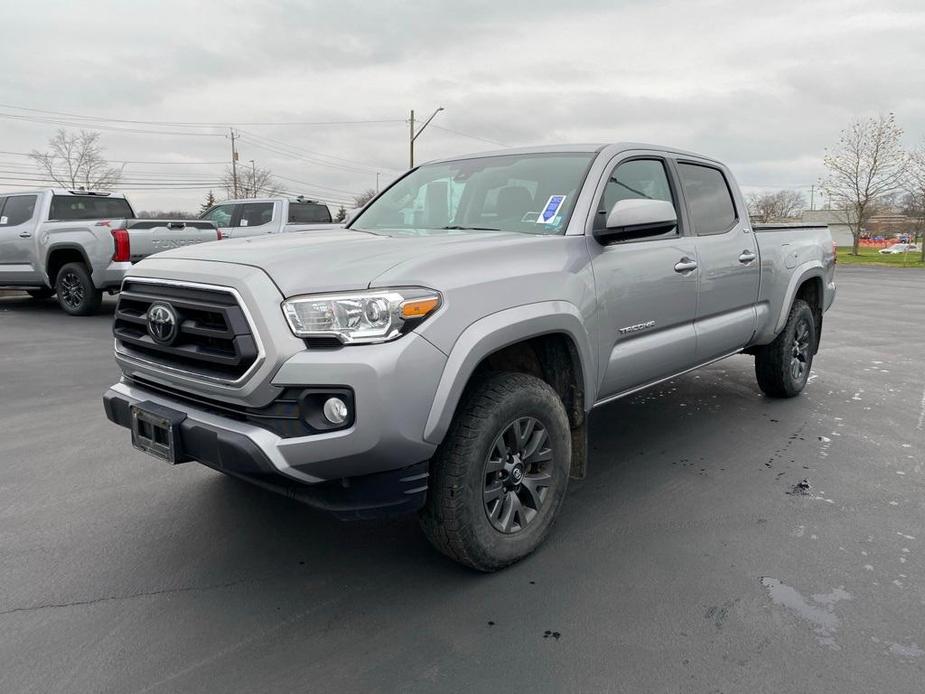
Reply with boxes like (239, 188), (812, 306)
(199, 196), (338, 239)
(0, 189), (220, 315)
(103, 143), (836, 571)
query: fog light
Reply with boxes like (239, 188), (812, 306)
(322, 397), (349, 425)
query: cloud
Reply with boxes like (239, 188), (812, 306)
(1, 0), (923, 210)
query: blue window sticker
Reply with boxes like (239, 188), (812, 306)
(536, 195), (566, 224)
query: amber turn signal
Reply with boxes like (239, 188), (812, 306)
(400, 296), (440, 319)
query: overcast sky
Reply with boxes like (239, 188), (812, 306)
(1, 0), (924, 212)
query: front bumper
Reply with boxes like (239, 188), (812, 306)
(104, 382), (430, 519)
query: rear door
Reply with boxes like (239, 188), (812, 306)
(0, 194), (41, 284)
(233, 201), (276, 237)
(589, 153), (700, 400)
(676, 160), (759, 361)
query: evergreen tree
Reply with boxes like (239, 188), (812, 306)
(199, 190), (217, 216)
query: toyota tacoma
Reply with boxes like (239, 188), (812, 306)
(103, 143), (836, 571)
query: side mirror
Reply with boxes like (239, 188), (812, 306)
(594, 199), (677, 244)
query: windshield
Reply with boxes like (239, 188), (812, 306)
(353, 152), (594, 235)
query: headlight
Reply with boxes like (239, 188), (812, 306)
(282, 288), (441, 344)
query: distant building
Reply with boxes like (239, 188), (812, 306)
(865, 214), (915, 239)
(800, 209), (855, 247)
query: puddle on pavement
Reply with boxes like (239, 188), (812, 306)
(760, 577), (851, 650)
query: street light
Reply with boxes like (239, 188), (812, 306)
(409, 106), (444, 168)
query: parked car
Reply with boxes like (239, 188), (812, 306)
(199, 196), (340, 239)
(0, 189), (220, 315)
(879, 243), (919, 254)
(103, 143), (836, 571)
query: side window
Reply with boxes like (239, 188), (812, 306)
(201, 204), (235, 227)
(238, 202), (273, 228)
(677, 163), (737, 235)
(0, 195), (37, 226)
(595, 159), (676, 235)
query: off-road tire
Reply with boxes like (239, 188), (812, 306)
(419, 372), (571, 572)
(55, 262), (102, 316)
(754, 298), (816, 398)
(26, 287), (55, 300)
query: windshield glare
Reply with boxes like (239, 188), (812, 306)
(353, 153), (594, 235)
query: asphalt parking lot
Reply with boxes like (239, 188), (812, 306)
(1, 266), (923, 693)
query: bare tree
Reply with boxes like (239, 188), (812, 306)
(353, 188), (377, 208)
(746, 190), (806, 223)
(334, 205), (347, 223)
(222, 165), (280, 198)
(820, 114), (908, 255)
(907, 144), (925, 262)
(29, 129), (123, 190)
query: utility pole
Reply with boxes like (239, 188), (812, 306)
(810, 184), (815, 211)
(249, 159), (256, 198)
(409, 106), (444, 168)
(376, 171), (381, 193)
(229, 128), (240, 198)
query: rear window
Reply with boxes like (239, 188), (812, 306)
(238, 202), (273, 227)
(677, 163), (737, 235)
(288, 202), (332, 224)
(50, 195), (135, 221)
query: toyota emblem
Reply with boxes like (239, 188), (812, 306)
(146, 302), (178, 344)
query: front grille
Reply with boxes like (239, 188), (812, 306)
(114, 280), (260, 382)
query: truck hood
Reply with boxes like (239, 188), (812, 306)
(148, 228), (547, 296)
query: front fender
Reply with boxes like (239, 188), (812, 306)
(422, 301), (595, 445)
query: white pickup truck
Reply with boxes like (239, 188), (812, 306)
(0, 189), (220, 315)
(199, 196), (339, 239)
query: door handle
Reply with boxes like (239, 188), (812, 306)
(19, 231), (32, 238)
(674, 257), (698, 273)
(738, 250), (757, 264)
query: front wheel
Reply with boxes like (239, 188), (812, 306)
(419, 372), (571, 572)
(754, 299), (816, 398)
(55, 262), (102, 316)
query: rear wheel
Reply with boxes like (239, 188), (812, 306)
(26, 287), (54, 300)
(55, 262), (102, 316)
(419, 372), (571, 572)
(754, 299), (816, 398)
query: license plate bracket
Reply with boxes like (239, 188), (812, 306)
(130, 401), (189, 464)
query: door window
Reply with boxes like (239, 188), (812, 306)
(677, 163), (737, 235)
(595, 159), (677, 236)
(201, 204), (235, 227)
(238, 202), (273, 227)
(0, 195), (37, 226)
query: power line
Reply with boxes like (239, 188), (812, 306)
(237, 133), (390, 176)
(0, 103), (405, 128)
(238, 128), (399, 173)
(0, 150), (227, 165)
(428, 124), (509, 147)
(0, 112), (225, 137)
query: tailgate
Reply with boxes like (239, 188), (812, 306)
(126, 220), (219, 260)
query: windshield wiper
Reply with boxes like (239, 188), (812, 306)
(441, 225), (502, 231)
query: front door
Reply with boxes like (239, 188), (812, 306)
(675, 161), (759, 361)
(590, 156), (699, 400)
(200, 203), (237, 240)
(0, 194), (41, 284)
